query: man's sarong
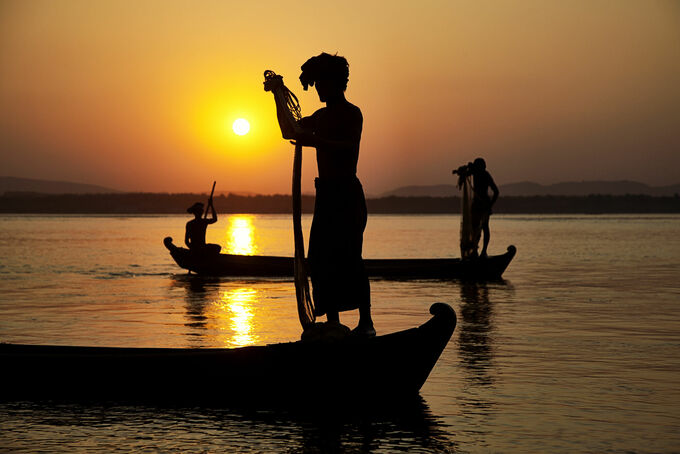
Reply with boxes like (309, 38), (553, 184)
(307, 176), (370, 316)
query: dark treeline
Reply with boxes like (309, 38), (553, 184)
(369, 195), (680, 214)
(0, 192), (314, 214)
(1, 192), (679, 214)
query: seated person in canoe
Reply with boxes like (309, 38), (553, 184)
(185, 201), (221, 255)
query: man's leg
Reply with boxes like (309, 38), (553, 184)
(357, 264), (373, 329)
(471, 210), (482, 258)
(480, 214), (490, 257)
(326, 309), (340, 323)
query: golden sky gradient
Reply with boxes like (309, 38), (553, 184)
(1, 0), (679, 194)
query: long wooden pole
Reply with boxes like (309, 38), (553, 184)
(292, 143), (315, 329)
(204, 181), (216, 220)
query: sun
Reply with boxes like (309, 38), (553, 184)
(232, 118), (250, 136)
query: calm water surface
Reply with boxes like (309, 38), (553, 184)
(1, 214), (679, 453)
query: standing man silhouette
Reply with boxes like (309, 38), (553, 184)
(274, 53), (374, 336)
(470, 158), (499, 258)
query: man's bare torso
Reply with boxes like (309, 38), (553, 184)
(301, 101), (362, 180)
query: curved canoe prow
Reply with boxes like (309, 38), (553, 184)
(163, 236), (179, 254)
(493, 244), (517, 278)
(163, 236), (177, 252)
(429, 301), (457, 321)
(456, 244), (516, 280)
(164, 236), (196, 273)
(0, 303), (456, 404)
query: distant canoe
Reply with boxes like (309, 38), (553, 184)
(0, 303), (456, 403)
(164, 237), (516, 280)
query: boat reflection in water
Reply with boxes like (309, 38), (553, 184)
(224, 215), (258, 256)
(181, 277), (213, 332)
(456, 281), (500, 442)
(0, 396), (456, 452)
(459, 282), (495, 386)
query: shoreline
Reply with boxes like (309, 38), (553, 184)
(1, 192), (679, 214)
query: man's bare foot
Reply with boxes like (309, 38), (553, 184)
(351, 323), (376, 338)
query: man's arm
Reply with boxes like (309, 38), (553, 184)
(268, 83), (304, 140)
(264, 73), (303, 140)
(184, 222), (192, 248)
(207, 202), (218, 224)
(489, 173), (499, 205)
(274, 94), (299, 139)
(291, 115), (317, 146)
(295, 134), (359, 150)
(293, 108), (362, 150)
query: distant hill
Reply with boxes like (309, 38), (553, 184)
(0, 176), (120, 195)
(500, 180), (680, 196)
(383, 181), (680, 197)
(5, 176), (679, 198)
(381, 184), (459, 197)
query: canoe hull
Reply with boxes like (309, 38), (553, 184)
(164, 237), (516, 280)
(0, 303), (456, 403)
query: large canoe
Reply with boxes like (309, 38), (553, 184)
(0, 303), (455, 403)
(164, 237), (516, 280)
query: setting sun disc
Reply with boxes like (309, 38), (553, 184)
(232, 118), (250, 136)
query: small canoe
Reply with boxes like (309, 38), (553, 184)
(0, 303), (456, 403)
(164, 237), (516, 280)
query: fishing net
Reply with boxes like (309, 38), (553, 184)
(454, 165), (479, 259)
(264, 70), (315, 330)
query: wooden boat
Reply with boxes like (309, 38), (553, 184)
(164, 237), (516, 280)
(0, 303), (455, 403)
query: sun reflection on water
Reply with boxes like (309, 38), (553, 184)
(213, 287), (259, 347)
(225, 215), (258, 255)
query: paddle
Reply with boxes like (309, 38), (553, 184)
(204, 181), (216, 220)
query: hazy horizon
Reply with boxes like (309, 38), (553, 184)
(1, 1), (679, 194)
(3, 175), (680, 199)
(3, 172), (680, 196)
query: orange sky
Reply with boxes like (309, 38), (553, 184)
(1, 0), (679, 194)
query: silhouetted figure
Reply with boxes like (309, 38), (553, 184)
(276, 53), (374, 336)
(470, 158), (499, 258)
(185, 202), (221, 255)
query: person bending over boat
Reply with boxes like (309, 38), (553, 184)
(275, 53), (375, 337)
(185, 202), (221, 255)
(470, 158), (499, 258)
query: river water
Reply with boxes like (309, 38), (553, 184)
(0, 214), (679, 453)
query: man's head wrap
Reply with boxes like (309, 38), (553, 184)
(187, 202), (204, 215)
(299, 53), (349, 92)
